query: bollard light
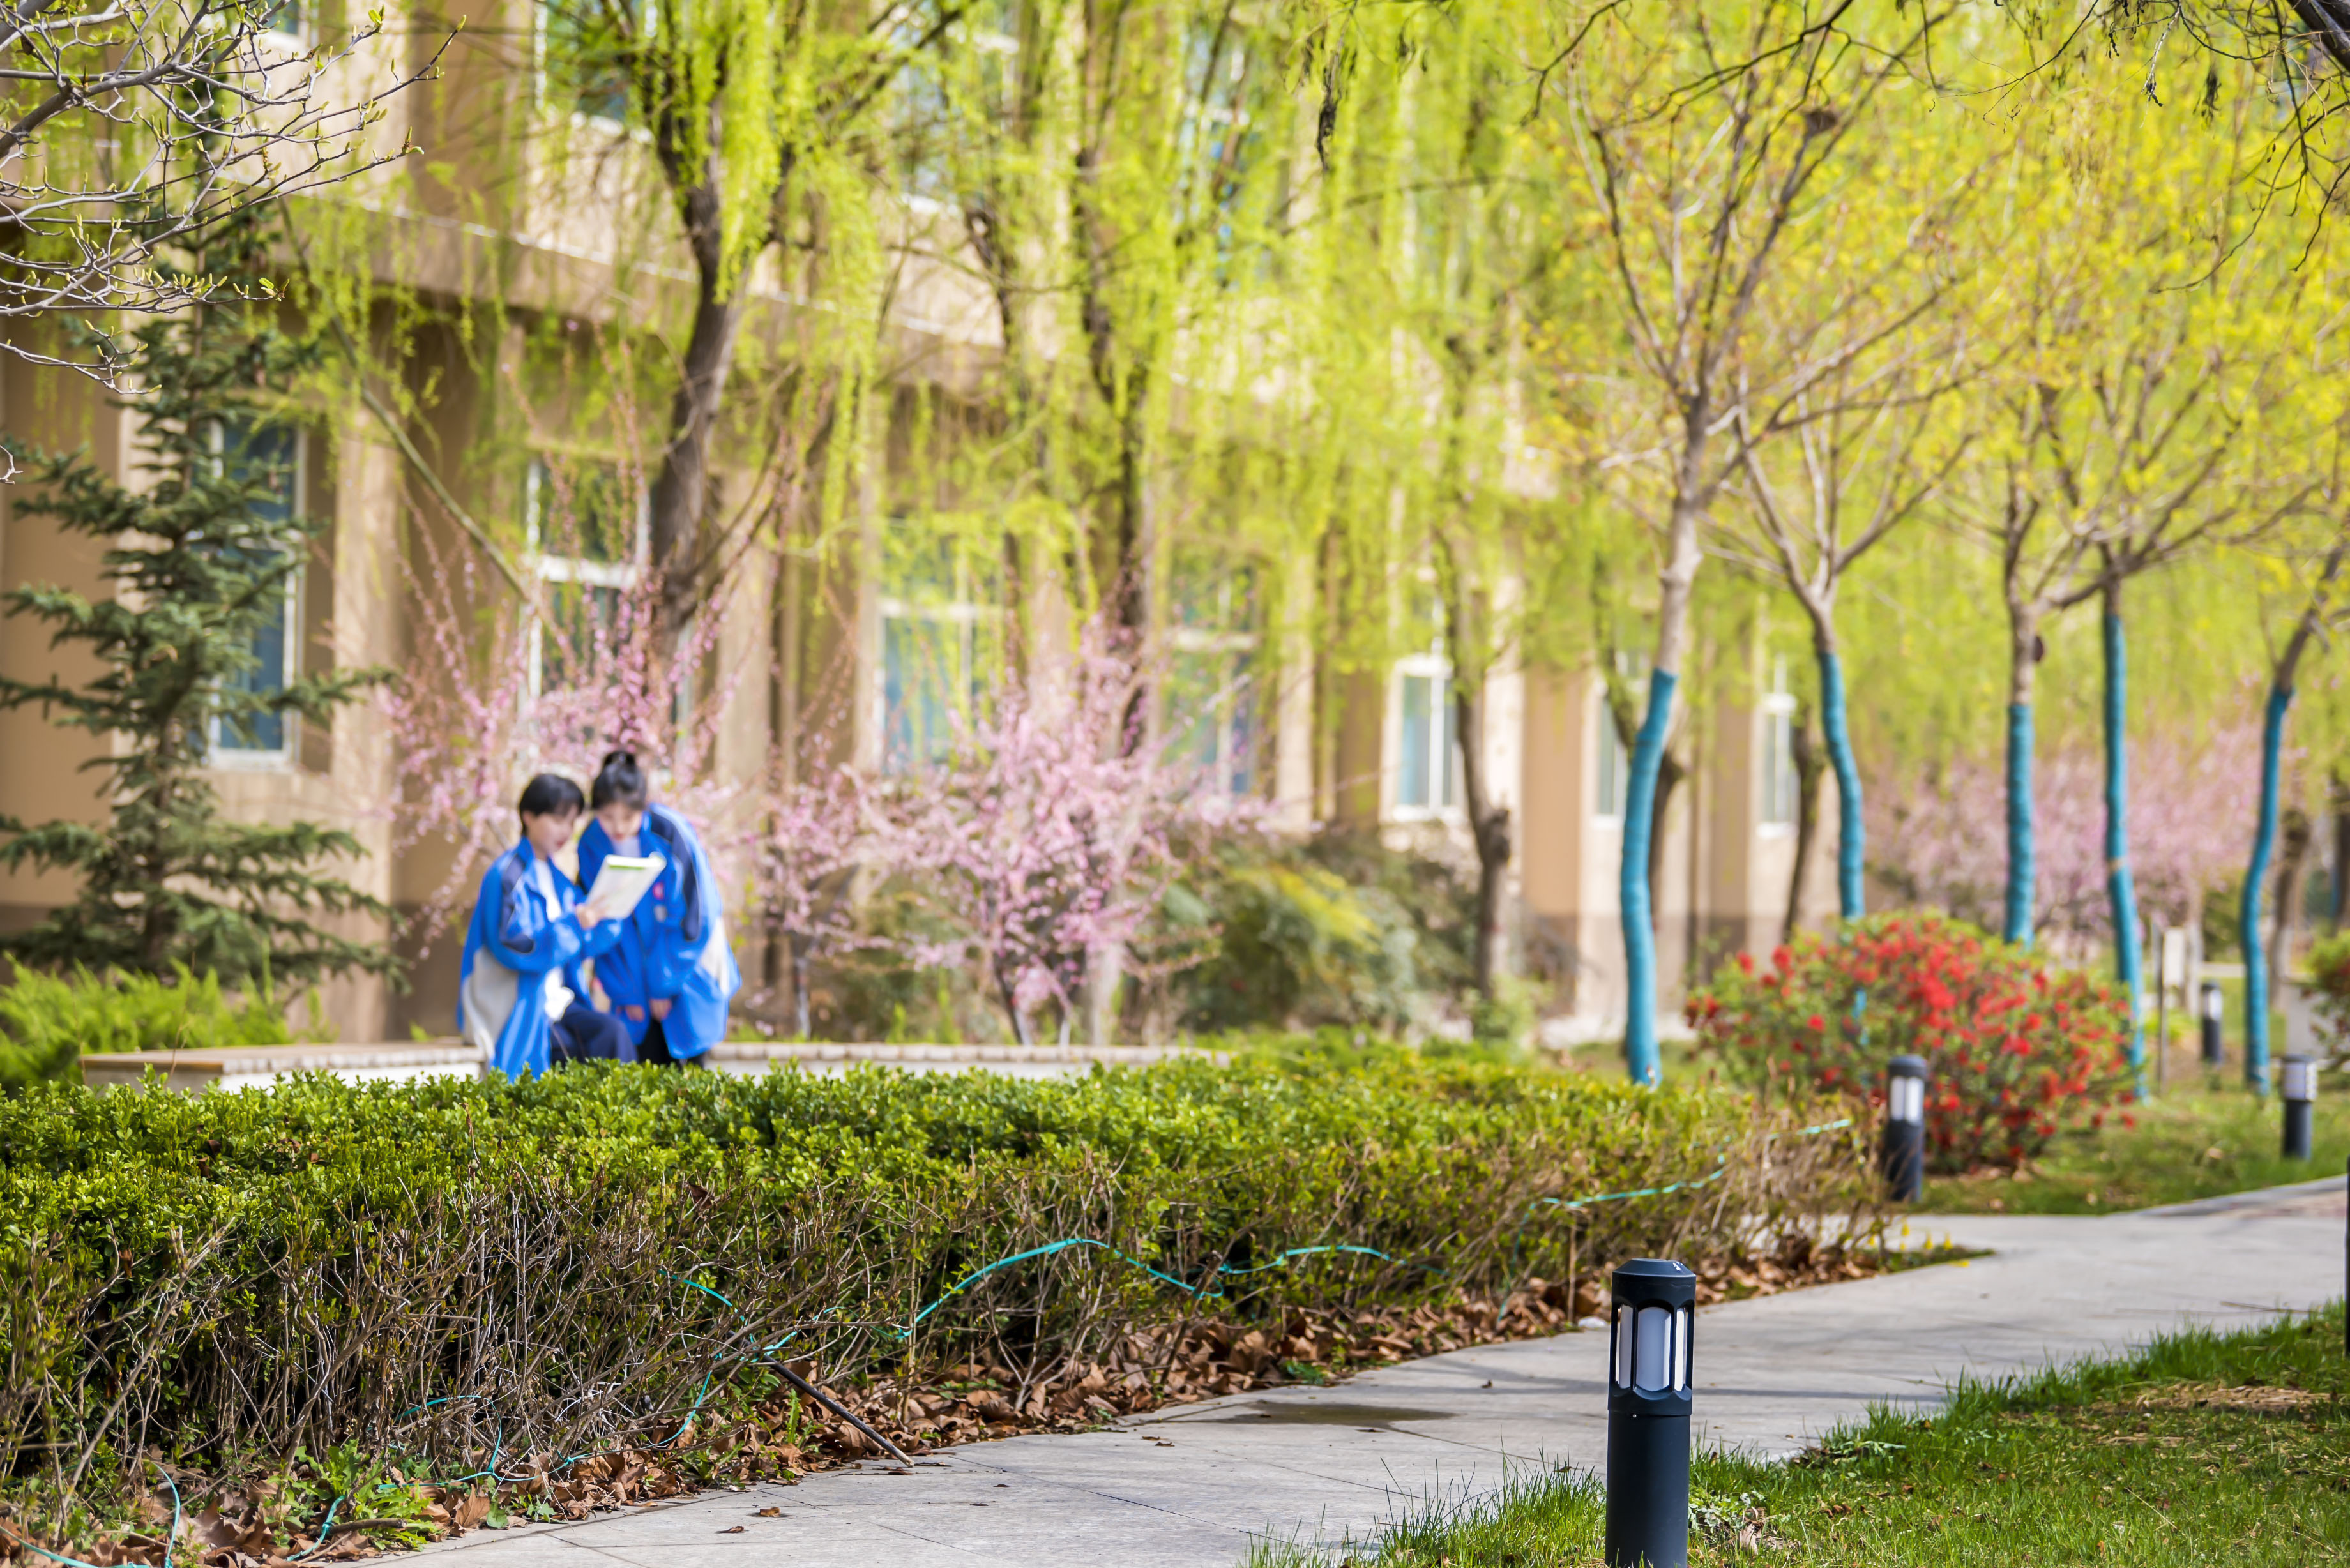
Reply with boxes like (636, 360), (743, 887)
(2200, 981), (2225, 1068)
(1879, 1054), (1929, 1205)
(2281, 1055), (2317, 1162)
(1605, 1258), (1695, 1568)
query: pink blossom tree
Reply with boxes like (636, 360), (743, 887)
(382, 501), (739, 948)
(879, 631), (1222, 1046)
(754, 760), (874, 1037)
(1869, 716), (2269, 947)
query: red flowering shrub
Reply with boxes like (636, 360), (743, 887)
(1685, 910), (2132, 1172)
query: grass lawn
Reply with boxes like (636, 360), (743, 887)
(1920, 1070), (2350, 1215)
(1250, 1305), (2350, 1567)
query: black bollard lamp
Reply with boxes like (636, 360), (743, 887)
(1879, 1054), (1929, 1204)
(1605, 1258), (1695, 1568)
(2282, 1055), (2317, 1162)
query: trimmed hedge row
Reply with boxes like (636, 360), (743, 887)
(0, 1045), (1872, 1507)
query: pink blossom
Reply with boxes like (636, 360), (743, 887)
(1868, 714), (2270, 945)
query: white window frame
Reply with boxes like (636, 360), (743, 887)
(1759, 656), (1798, 838)
(1390, 648), (1459, 824)
(207, 422), (302, 770)
(524, 453), (649, 699)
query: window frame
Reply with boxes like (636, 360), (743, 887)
(523, 452), (649, 700)
(1390, 648), (1460, 824)
(535, 0), (650, 140)
(874, 528), (1001, 776)
(1758, 656), (1798, 838)
(1592, 675), (1630, 827)
(206, 420), (303, 770)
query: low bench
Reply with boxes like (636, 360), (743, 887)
(81, 1039), (1215, 1092)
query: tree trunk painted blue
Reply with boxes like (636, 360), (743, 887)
(2242, 682), (2293, 1097)
(1816, 647), (1864, 921)
(2102, 608), (2146, 1091)
(1620, 669), (1679, 1087)
(2005, 702), (2035, 946)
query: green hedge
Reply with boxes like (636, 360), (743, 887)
(0, 1046), (1870, 1504)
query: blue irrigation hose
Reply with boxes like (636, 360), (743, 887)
(1506, 1117), (1854, 1283)
(395, 1115), (1864, 1491)
(2, 1460), (179, 1568)
(912, 1237), (1207, 1323)
(286, 1496), (342, 1560)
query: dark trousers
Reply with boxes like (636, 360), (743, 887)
(550, 1002), (637, 1066)
(637, 1015), (678, 1066)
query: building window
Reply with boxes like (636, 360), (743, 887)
(1169, 549), (1257, 797)
(1392, 658), (1457, 818)
(526, 454), (646, 697)
(540, 0), (635, 126)
(1760, 656), (1796, 834)
(209, 418), (302, 762)
(263, 0), (303, 41)
(878, 528), (997, 774)
(1594, 686), (1628, 823)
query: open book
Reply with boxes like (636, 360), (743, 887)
(584, 853), (666, 921)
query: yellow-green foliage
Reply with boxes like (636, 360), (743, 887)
(0, 968), (324, 1094)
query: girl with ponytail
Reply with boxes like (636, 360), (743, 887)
(572, 748), (741, 1064)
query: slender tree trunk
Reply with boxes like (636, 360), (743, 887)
(2272, 807), (2312, 1022)
(2101, 583), (2146, 1087)
(995, 956), (1034, 1047)
(1812, 636), (1865, 923)
(2242, 532), (2347, 1091)
(2331, 773), (2350, 932)
(648, 172), (760, 649)
(2003, 599), (2040, 946)
(1783, 704), (1824, 946)
(1621, 492), (1702, 1086)
(1454, 675), (1512, 1000)
(2244, 688), (2291, 1092)
(1648, 752), (1683, 924)
(791, 931), (813, 1039)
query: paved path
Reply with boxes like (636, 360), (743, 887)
(421, 1175), (2346, 1568)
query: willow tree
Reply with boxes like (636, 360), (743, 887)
(1942, 61), (2319, 1020)
(1549, 0), (1950, 1083)
(544, 0), (965, 645)
(1717, 287), (1969, 926)
(0, 0), (432, 377)
(2239, 520), (2350, 1091)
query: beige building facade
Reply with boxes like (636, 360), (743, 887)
(0, 9), (1834, 1043)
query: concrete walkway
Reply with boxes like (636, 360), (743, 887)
(421, 1175), (2347, 1568)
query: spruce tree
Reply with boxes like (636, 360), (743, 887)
(0, 218), (397, 989)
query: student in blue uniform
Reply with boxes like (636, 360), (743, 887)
(457, 773), (635, 1077)
(573, 749), (740, 1066)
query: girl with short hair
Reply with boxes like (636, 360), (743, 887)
(457, 773), (634, 1076)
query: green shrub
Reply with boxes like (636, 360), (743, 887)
(0, 1046), (1870, 1499)
(0, 967), (323, 1092)
(1687, 911), (2132, 1172)
(1172, 830), (1474, 1032)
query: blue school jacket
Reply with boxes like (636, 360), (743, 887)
(575, 803), (739, 1060)
(457, 839), (620, 1078)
